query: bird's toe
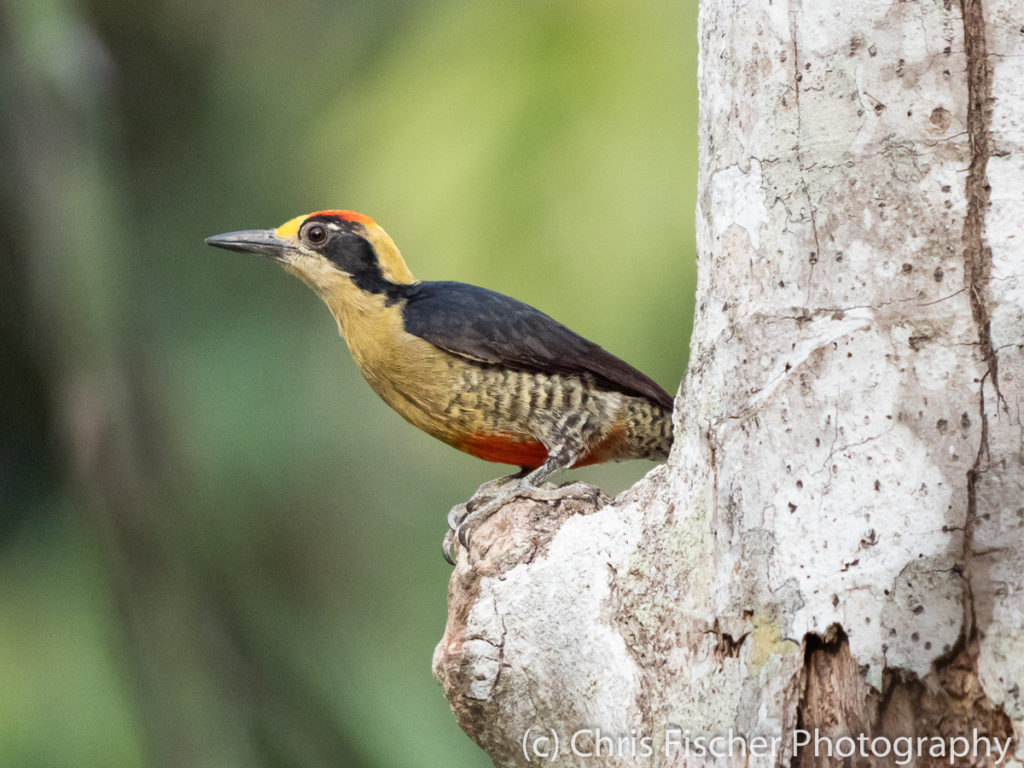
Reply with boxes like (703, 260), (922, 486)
(447, 502), (470, 530)
(457, 521), (472, 550)
(442, 528), (458, 565)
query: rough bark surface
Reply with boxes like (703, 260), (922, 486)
(433, 0), (1024, 765)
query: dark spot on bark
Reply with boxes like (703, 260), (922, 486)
(930, 106), (952, 131)
(909, 330), (932, 350)
(713, 622), (745, 660)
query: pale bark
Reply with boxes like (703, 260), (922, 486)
(433, 0), (1024, 765)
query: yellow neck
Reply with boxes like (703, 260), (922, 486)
(285, 265), (398, 366)
(325, 280), (400, 369)
(282, 255), (465, 446)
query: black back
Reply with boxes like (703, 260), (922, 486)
(399, 281), (673, 409)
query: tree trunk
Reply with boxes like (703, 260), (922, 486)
(433, 0), (1024, 765)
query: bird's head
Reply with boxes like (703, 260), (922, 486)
(206, 210), (416, 299)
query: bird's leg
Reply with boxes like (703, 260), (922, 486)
(443, 438), (593, 563)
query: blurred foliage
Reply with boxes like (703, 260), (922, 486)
(0, 0), (697, 765)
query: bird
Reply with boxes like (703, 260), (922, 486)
(206, 210), (674, 562)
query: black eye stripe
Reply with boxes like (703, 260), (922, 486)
(322, 232), (405, 303)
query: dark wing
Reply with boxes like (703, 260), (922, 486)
(400, 281), (673, 410)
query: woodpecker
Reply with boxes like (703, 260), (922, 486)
(206, 210), (673, 562)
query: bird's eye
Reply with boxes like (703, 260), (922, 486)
(303, 223), (329, 245)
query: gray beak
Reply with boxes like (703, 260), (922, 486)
(205, 229), (292, 261)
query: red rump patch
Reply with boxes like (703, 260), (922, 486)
(459, 434), (549, 468)
(459, 423), (628, 469)
(309, 209), (376, 227)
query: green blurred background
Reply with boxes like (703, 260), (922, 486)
(0, 0), (697, 765)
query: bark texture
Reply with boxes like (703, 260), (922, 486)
(434, 0), (1024, 765)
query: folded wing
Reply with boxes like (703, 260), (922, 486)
(400, 281), (673, 410)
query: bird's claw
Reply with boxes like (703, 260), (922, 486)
(447, 502), (469, 530)
(457, 521), (472, 550)
(443, 501), (479, 564)
(443, 475), (512, 547)
(441, 521), (474, 565)
(442, 528), (458, 565)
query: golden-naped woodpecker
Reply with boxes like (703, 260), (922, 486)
(206, 210), (673, 561)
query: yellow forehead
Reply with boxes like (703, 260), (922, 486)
(275, 214), (307, 238)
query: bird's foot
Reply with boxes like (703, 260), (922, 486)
(445, 472), (528, 530)
(442, 478), (595, 565)
(443, 491), (512, 565)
